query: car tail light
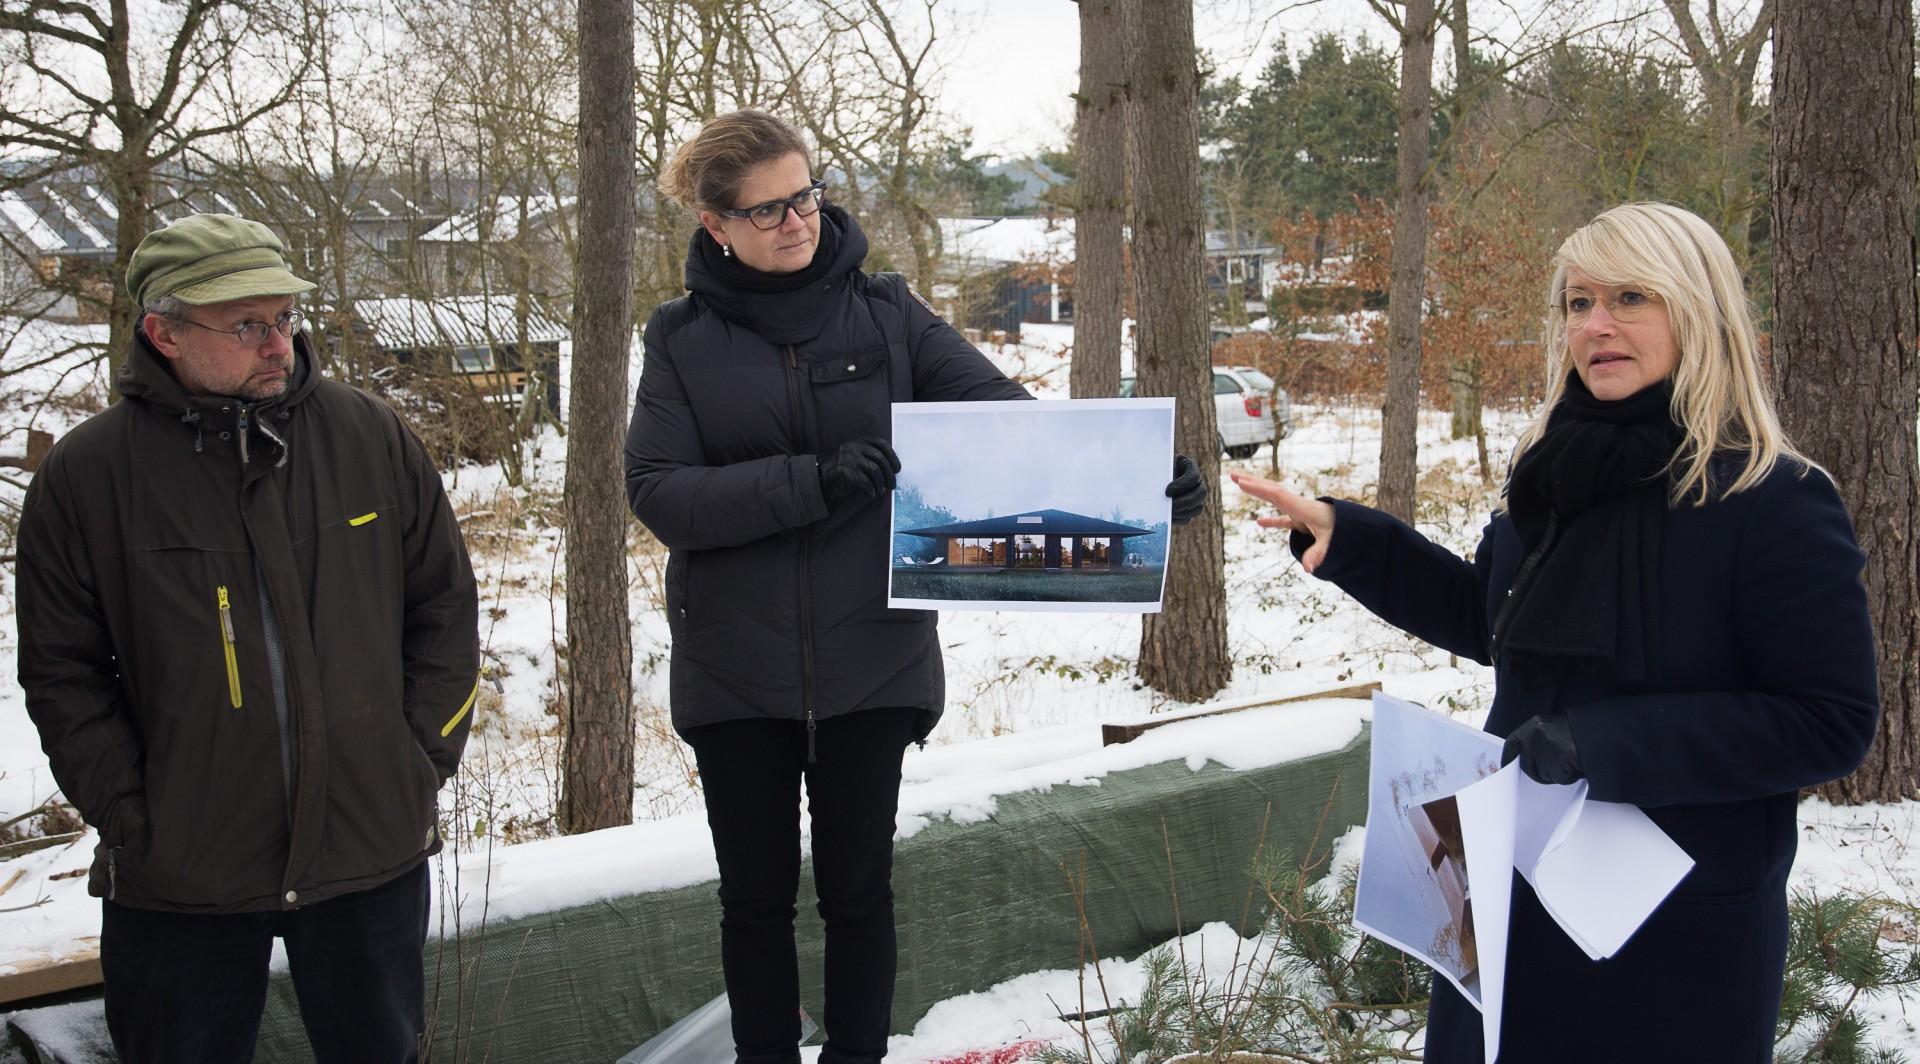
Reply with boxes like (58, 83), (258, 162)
(1244, 394), (1263, 417)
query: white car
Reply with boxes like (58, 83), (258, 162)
(1120, 365), (1293, 459)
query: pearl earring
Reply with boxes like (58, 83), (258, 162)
(722, 243), (732, 258)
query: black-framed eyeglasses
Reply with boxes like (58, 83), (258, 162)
(719, 180), (826, 230)
(173, 310), (305, 345)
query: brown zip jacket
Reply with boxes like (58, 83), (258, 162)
(15, 331), (480, 913)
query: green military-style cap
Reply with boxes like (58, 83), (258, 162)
(126, 213), (317, 308)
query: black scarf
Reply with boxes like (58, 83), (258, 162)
(1491, 375), (1685, 684)
(691, 204), (845, 295)
(682, 203), (866, 344)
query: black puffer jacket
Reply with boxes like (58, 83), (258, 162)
(16, 332), (479, 913)
(625, 207), (1030, 738)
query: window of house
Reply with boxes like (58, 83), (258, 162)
(1084, 537), (1112, 565)
(950, 537), (1002, 567)
(453, 346), (493, 372)
(1015, 535), (1044, 568)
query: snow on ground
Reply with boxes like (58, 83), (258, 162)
(868, 796), (1920, 1063)
(1, 317), (1916, 1059)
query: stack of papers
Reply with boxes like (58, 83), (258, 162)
(1353, 694), (1694, 1064)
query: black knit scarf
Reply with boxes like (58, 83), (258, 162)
(683, 204), (867, 344)
(691, 203), (846, 296)
(1492, 375), (1685, 684)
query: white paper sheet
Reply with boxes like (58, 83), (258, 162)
(887, 398), (1175, 613)
(1353, 694), (1505, 1008)
(1452, 765), (1518, 1064)
(1521, 777), (1694, 960)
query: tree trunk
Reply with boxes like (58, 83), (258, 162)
(1441, 0), (1484, 462)
(1376, 0), (1437, 523)
(1127, 0), (1229, 703)
(561, 0), (637, 833)
(1070, 0), (1127, 400)
(1447, 358), (1481, 442)
(1661, 0), (1773, 271)
(1772, 0), (1919, 803)
(107, 167), (153, 386)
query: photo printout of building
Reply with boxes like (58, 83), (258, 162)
(888, 398), (1175, 612)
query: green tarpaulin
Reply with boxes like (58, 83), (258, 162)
(249, 722), (1370, 1062)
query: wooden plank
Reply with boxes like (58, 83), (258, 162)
(0, 952), (101, 1006)
(1101, 681), (1382, 746)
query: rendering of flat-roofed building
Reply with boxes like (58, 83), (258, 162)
(898, 508), (1156, 572)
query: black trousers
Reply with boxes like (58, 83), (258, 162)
(100, 861), (430, 1064)
(685, 707), (918, 1064)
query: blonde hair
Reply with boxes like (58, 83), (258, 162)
(1508, 202), (1807, 507)
(657, 110), (812, 213)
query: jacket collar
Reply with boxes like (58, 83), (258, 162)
(117, 327), (323, 466)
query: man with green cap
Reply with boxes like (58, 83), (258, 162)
(14, 212), (480, 1063)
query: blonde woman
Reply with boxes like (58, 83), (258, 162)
(1235, 202), (1878, 1062)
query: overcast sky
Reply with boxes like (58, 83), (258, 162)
(937, 0), (1652, 158)
(941, 0), (1405, 157)
(895, 401), (1174, 523)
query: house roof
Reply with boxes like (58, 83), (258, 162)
(981, 158), (1069, 211)
(899, 508), (1155, 538)
(1204, 230), (1278, 256)
(420, 195), (573, 243)
(0, 159), (474, 258)
(937, 216), (1075, 272)
(353, 295), (568, 349)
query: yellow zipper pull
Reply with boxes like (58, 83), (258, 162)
(216, 585), (242, 708)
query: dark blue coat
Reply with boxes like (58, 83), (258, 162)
(625, 218), (1029, 739)
(1306, 459), (1878, 1062)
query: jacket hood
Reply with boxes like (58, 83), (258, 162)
(117, 326), (323, 416)
(682, 203), (870, 345)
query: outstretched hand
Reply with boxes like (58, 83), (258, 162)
(1230, 471), (1336, 574)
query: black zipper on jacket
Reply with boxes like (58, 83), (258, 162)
(786, 345), (819, 763)
(253, 557), (294, 814)
(1488, 510), (1559, 664)
(236, 404), (251, 465)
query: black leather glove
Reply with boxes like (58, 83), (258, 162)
(818, 437), (901, 505)
(1501, 715), (1584, 785)
(1166, 454), (1206, 525)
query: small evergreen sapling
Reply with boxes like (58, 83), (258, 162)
(1773, 890), (1920, 1064)
(1038, 845), (1430, 1064)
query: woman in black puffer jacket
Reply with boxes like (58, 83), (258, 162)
(626, 109), (1206, 1064)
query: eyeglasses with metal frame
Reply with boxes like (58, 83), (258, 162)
(1554, 285), (1661, 325)
(720, 180), (826, 230)
(172, 310), (306, 345)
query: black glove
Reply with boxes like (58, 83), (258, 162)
(1166, 454), (1206, 525)
(1501, 715), (1584, 785)
(818, 437), (901, 505)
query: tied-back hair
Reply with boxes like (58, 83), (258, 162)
(657, 110), (812, 214)
(1508, 202), (1809, 508)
